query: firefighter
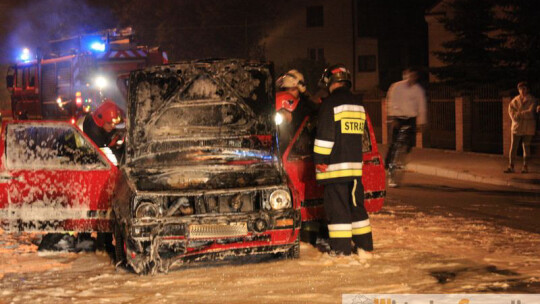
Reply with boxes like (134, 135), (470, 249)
(313, 64), (373, 256)
(82, 99), (125, 164)
(275, 89), (300, 153)
(275, 69), (320, 153)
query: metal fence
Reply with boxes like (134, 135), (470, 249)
(471, 97), (503, 154)
(426, 85), (456, 150)
(358, 85), (506, 154)
(426, 85), (503, 154)
(428, 98), (455, 150)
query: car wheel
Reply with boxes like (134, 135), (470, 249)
(95, 232), (114, 253)
(285, 238), (300, 259)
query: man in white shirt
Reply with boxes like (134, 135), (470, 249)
(384, 68), (427, 186)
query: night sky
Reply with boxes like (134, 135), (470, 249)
(0, 0), (438, 64)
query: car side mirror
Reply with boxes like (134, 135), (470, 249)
(6, 75), (14, 90)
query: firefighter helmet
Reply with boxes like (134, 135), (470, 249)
(275, 91), (300, 112)
(319, 64), (351, 88)
(276, 69), (306, 93)
(92, 99), (123, 127)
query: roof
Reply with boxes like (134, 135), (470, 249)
(426, 0), (453, 15)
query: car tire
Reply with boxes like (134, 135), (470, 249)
(95, 232), (114, 253)
(285, 238), (300, 259)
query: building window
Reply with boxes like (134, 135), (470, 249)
(308, 48), (325, 61)
(358, 55), (376, 72)
(306, 6), (324, 27)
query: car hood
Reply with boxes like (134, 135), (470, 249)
(126, 149), (282, 191)
(126, 59), (275, 161)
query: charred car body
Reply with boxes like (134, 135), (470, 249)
(113, 59), (300, 274)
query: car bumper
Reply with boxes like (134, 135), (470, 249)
(123, 209), (301, 273)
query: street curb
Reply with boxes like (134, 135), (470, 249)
(406, 163), (540, 191)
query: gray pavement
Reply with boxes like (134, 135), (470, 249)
(378, 144), (540, 191)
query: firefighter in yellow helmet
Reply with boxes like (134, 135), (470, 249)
(275, 69), (320, 153)
(313, 64), (373, 256)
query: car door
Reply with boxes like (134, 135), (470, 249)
(0, 121), (118, 232)
(282, 116), (324, 222)
(359, 115), (386, 212)
(282, 113), (385, 224)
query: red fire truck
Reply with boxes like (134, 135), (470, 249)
(5, 28), (168, 122)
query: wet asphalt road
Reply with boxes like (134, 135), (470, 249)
(386, 172), (540, 235)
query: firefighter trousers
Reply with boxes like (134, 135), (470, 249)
(323, 179), (373, 255)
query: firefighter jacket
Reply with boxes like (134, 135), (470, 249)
(313, 87), (365, 184)
(83, 114), (114, 148)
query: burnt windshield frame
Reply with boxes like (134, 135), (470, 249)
(148, 101), (250, 138)
(132, 162), (283, 191)
(127, 60), (276, 162)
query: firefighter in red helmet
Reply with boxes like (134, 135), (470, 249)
(82, 99), (125, 164)
(314, 64), (373, 257)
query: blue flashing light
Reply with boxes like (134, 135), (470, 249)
(90, 42), (106, 52)
(20, 48), (31, 62)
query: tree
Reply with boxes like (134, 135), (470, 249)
(496, 0), (540, 89)
(431, 0), (503, 90)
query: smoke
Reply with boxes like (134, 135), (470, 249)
(0, 0), (115, 64)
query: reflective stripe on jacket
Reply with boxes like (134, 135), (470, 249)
(313, 87), (365, 184)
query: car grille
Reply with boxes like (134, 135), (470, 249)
(189, 223), (248, 239)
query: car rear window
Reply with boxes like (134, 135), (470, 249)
(5, 124), (108, 170)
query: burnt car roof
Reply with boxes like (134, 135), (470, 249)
(126, 59), (275, 162)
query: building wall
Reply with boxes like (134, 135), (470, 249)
(354, 37), (379, 92)
(261, 0), (355, 86)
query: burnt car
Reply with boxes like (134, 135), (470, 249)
(112, 59), (300, 274)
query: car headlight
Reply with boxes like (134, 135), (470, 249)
(135, 201), (158, 218)
(268, 190), (291, 210)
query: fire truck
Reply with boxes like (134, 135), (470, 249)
(5, 28), (168, 122)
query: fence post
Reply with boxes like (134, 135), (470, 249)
(381, 97), (388, 144)
(502, 97), (511, 157)
(455, 96), (472, 152)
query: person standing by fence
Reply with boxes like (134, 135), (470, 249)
(504, 81), (538, 173)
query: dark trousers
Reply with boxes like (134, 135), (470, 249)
(385, 117), (416, 169)
(324, 179), (373, 255)
(508, 134), (533, 167)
